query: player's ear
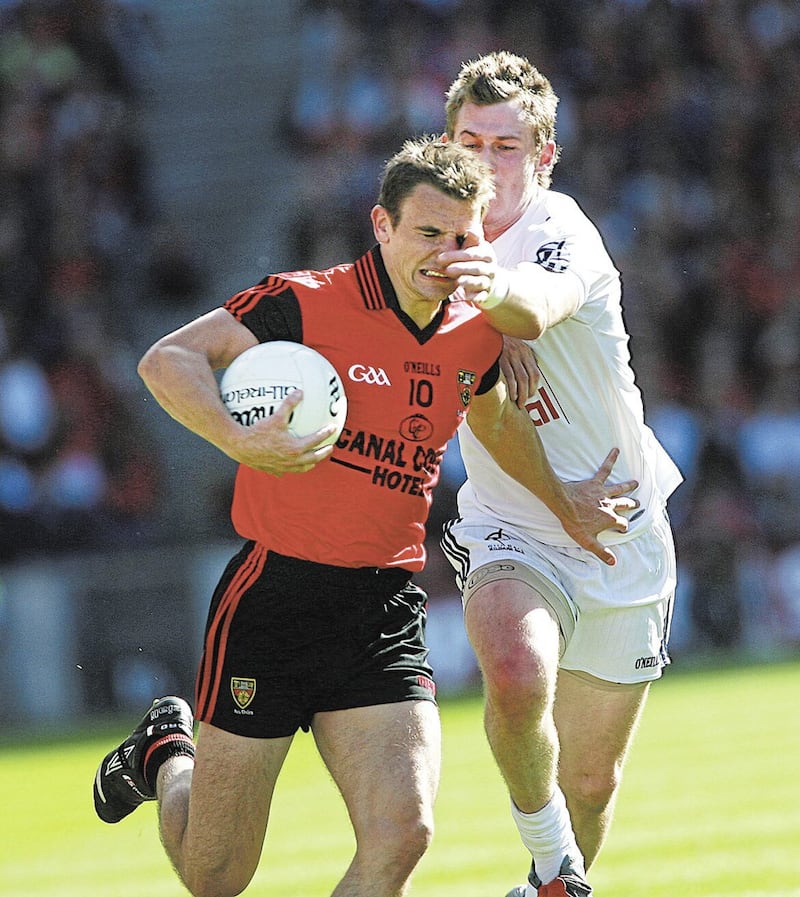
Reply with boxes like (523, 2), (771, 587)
(535, 140), (557, 173)
(371, 204), (391, 244)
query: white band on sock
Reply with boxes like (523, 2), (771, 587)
(510, 788), (582, 886)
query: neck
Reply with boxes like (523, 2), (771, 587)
(485, 185), (541, 243)
(484, 203), (527, 243)
(400, 299), (442, 330)
(484, 220), (516, 243)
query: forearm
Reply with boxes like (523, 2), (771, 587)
(480, 264), (581, 339)
(138, 311), (328, 476)
(466, 388), (622, 564)
(467, 399), (577, 523)
(138, 342), (242, 457)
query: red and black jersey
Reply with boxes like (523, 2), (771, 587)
(223, 245), (502, 571)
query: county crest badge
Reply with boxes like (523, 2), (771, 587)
(231, 677), (256, 710)
(457, 369), (476, 407)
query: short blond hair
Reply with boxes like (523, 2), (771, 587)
(445, 51), (560, 188)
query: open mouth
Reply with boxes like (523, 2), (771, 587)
(421, 268), (450, 281)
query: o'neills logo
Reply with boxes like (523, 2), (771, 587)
(231, 677), (256, 710)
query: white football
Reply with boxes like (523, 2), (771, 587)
(220, 341), (347, 446)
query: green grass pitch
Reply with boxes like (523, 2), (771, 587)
(1, 659), (798, 896)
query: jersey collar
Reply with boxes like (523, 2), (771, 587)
(356, 246), (449, 343)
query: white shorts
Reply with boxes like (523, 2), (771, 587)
(440, 507), (677, 684)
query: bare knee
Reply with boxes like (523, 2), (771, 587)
(356, 806), (434, 886)
(482, 648), (553, 719)
(184, 872), (249, 897)
(563, 765), (621, 817)
(469, 607), (557, 718)
(400, 812), (434, 865)
(385, 807), (434, 866)
(181, 857), (255, 897)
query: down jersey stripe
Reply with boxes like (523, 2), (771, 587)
(223, 246), (502, 571)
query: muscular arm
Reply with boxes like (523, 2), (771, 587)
(478, 261), (582, 340)
(440, 233), (582, 339)
(138, 308), (335, 474)
(466, 380), (634, 565)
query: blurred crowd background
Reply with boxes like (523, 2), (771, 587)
(1, 0), (799, 719)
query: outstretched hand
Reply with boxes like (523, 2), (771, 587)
(226, 389), (337, 475)
(559, 448), (639, 566)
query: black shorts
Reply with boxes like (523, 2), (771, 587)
(195, 542), (437, 738)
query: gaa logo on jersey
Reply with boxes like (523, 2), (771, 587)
(348, 363), (391, 386)
(231, 677), (256, 710)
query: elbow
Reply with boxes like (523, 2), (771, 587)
(515, 322), (545, 341)
(486, 309), (545, 341)
(137, 346), (155, 385)
(137, 341), (167, 389)
(507, 311), (547, 341)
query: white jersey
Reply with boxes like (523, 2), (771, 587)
(457, 189), (682, 546)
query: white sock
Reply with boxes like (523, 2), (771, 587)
(511, 787), (582, 888)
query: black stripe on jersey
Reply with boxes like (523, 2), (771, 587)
(225, 284), (272, 318)
(355, 250), (385, 310)
(260, 275), (289, 294)
(225, 284), (303, 343)
(476, 358), (501, 395)
(225, 277), (291, 318)
(330, 456), (372, 474)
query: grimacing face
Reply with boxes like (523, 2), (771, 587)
(372, 182), (484, 323)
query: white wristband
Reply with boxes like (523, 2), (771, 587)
(481, 269), (510, 309)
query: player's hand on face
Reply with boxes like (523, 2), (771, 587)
(559, 448), (640, 566)
(501, 336), (540, 408)
(438, 229), (501, 306)
(228, 390), (336, 475)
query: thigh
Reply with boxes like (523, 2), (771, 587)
(311, 701), (441, 835)
(183, 722), (294, 883)
(441, 516), (578, 651)
(554, 669), (649, 784)
(464, 576), (562, 682)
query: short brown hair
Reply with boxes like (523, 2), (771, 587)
(377, 135), (495, 225)
(445, 51), (560, 188)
